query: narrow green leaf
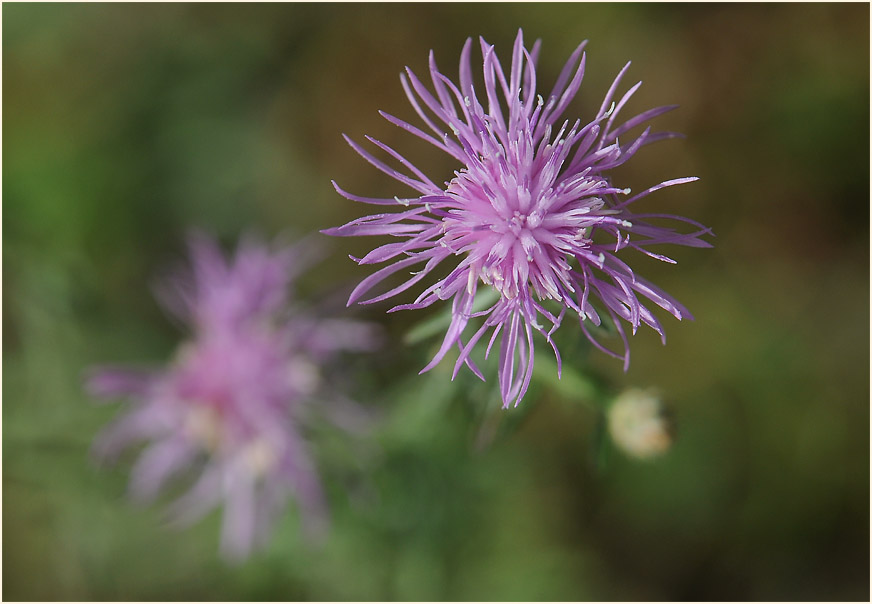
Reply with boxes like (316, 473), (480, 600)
(403, 288), (499, 345)
(533, 354), (603, 407)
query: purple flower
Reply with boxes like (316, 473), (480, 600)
(87, 233), (378, 561)
(325, 31), (711, 408)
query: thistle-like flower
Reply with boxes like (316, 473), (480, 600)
(87, 233), (378, 560)
(325, 30), (711, 408)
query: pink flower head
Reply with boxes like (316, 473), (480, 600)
(87, 233), (378, 561)
(325, 31), (712, 408)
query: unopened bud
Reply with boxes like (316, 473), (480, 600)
(607, 388), (673, 460)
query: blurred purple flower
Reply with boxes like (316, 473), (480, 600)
(325, 30), (711, 408)
(87, 233), (379, 561)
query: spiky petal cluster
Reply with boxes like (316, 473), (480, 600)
(87, 233), (378, 560)
(326, 31), (712, 408)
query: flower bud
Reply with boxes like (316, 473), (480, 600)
(607, 388), (673, 460)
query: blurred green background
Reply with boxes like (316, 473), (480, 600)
(4, 3), (869, 601)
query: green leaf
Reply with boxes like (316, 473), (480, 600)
(532, 354), (604, 408)
(403, 288), (500, 345)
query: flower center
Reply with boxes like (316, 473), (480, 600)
(508, 209), (544, 234)
(185, 405), (224, 452)
(444, 172), (576, 302)
(184, 405), (279, 476)
(477, 208), (558, 300)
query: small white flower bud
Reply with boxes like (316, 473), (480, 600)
(607, 388), (673, 460)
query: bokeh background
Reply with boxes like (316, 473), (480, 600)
(4, 3), (869, 601)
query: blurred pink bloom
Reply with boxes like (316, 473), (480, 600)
(88, 233), (379, 560)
